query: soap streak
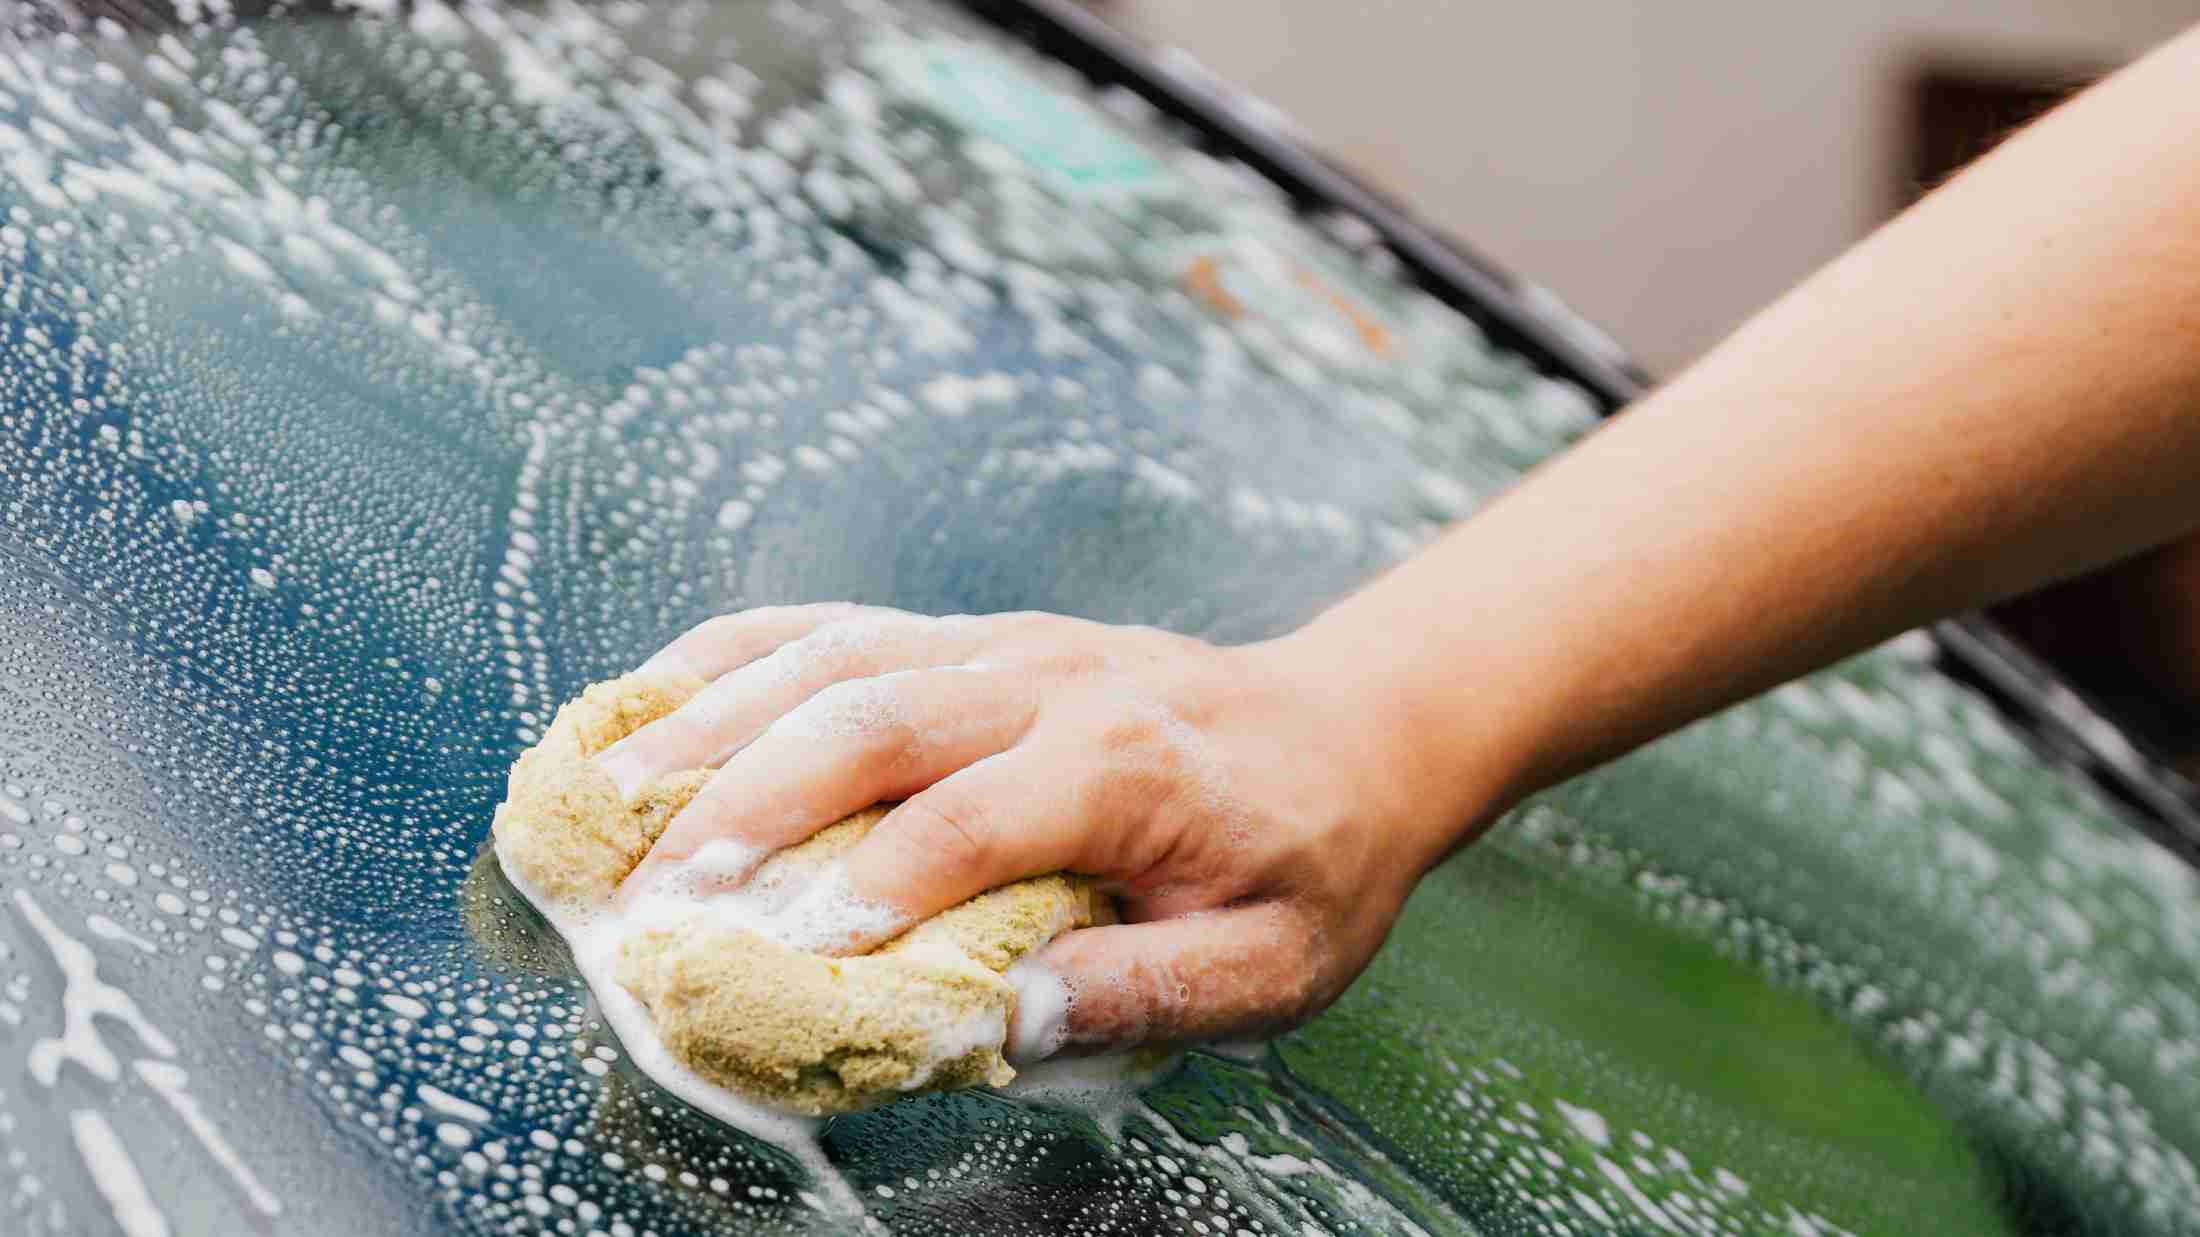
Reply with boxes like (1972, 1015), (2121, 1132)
(69, 1108), (172, 1237)
(136, 1060), (285, 1218)
(15, 890), (178, 1085)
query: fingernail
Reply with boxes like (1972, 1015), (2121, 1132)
(1003, 957), (1072, 1066)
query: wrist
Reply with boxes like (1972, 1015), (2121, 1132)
(1246, 615), (1545, 872)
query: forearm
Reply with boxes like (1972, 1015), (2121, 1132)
(1289, 25), (2200, 846)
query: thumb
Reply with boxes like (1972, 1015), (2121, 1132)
(1003, 903), (1318, 1064)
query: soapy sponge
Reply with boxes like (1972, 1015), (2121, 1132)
(492, 672), (1109, 1115)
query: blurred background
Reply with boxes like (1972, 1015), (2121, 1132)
(1091, 0), (2200, 372)
(1091, 0), (2200, 773)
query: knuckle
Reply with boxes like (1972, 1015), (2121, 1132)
(785, 622), (873, 676)
(992, 610), (1061, 636)
(1093, 700), (1160, 750)
(979, 612), (1102, 670)
(1041, 645), (1108, 677)
(686, 613), (745, 645)
(1095, 703), (1188, 775)
(893, 787), (998, 875)
(790, 601), (875, 625)
(718, 603), (836, 639)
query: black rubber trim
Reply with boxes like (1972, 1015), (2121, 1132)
(951, 0), (2200, 848)
(1931, 617), (2200, 860)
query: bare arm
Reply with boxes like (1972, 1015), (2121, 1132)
(598, 25), (2200, 1057)
(1306, 23), (2200, 829)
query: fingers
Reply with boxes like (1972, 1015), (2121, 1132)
(1002, 903), (1319, 1063)
(598, 611), (989, 798)
(626, 666), (1039, 886)
(638, 603), (883, 680)
(834, 737), (1168, 943)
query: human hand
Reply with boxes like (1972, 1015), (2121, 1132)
(595, 604), (1511, 1061)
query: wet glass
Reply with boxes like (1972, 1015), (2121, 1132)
(1, 1), (2195, 1234)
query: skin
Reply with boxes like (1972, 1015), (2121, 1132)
(598, 24), (2200, 1062)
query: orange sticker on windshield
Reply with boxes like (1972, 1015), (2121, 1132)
(1179, 249), (1397, 361)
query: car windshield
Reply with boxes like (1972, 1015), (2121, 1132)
(2, 2), (2196, 1234)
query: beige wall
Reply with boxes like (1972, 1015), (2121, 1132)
(1104, 2), (2200, 373)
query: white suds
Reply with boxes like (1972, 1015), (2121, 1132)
(377, 993), (429, 1020)
(760, 861), (906, 954)
(85, 914), (159, 955)
(636, 838), (769, 902)
(1003, 957), (1071, 1065)
(1556, 1099), (1612, 1148)
(492, 836), (862, 1218)
(17, 890), (178, 1086)
(136, 1061), (283, 1217)
(495, 807), (1159, 1210)
(417, 1082), (493, 1125)
(70, 1109), (170, 1237)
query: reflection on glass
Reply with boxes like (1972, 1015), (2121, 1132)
(0, 2), (2192, 1234)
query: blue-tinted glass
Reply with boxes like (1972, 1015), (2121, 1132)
(0, 4), (2191, 1235)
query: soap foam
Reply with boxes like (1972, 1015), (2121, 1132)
(630, 837), (769, 903)
(763, 860), (908, 954)
(492, 835), (862, 1217)
(501, 830), (1163, 1132)
(1002, 956), (1071, 1065)
(495, 825), (1133, 1185)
